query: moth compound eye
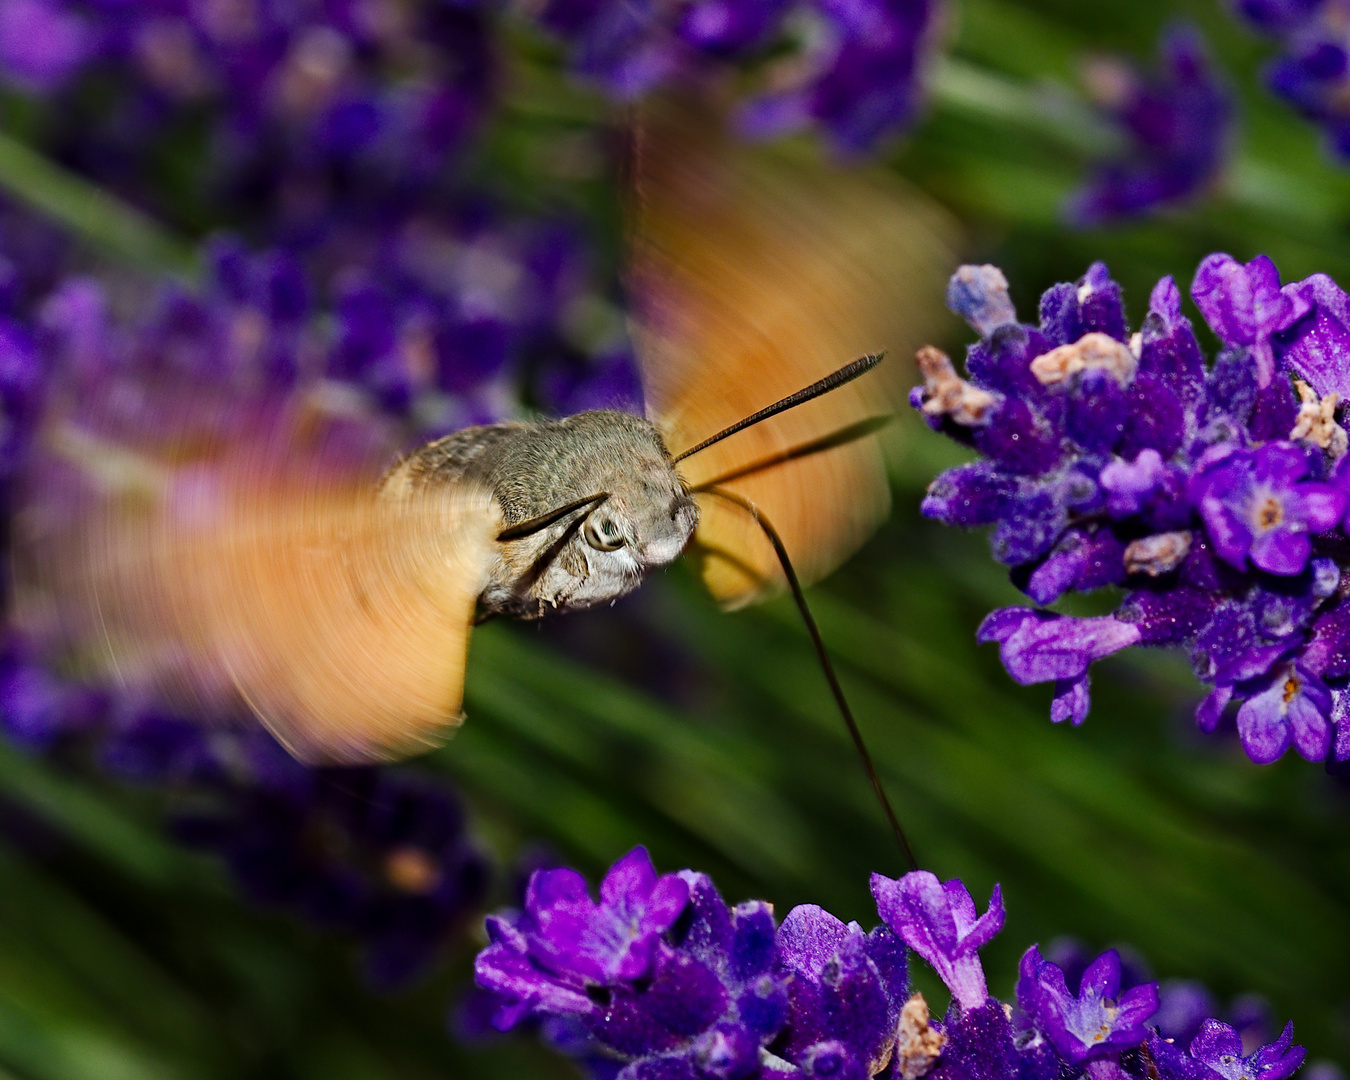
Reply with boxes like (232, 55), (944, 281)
(583, 515), (625, 551)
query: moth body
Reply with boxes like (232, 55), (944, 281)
(383, 409), (699, 619)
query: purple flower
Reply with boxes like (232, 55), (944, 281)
(1192, 255), (1309, 388)
(1275, 272), (1350, 399)
(1234, 0), (1350, 161)
(1015, 947), (1159, 1064)
(743, 0), (940, 155)
(0, 0), (93, 92)
(871, 870), (1003, 1011)
(978, 610), (1141, 725)
(1068, 27), (1233, 226)
(776, 905), (909, 1075)
(1191, 1020), (1305, 1080)
(527, 847), (691, 984)
(478, 861), (1307, 1080)
(1150, 1020), (1306, 1080)
(1189, 443), (1342, 575)
(1234, 660), (1333, 763)
(478, 857), (796, 1075)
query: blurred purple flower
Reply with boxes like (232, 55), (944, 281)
(1068, 27), (1233, 225)
(1232, 0), (1350, 160)
(0, 0), (93, 91)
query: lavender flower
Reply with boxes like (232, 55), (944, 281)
(474, 855), (1309, 1080)
(476, 849), (800, 1075)
(912, 254), (1350, 767)
(170, 751), (492, 990)
(1189, 445), (1342, 574)
(1150, 1020), (1305, 1080)
(1068, 27), (1234, 225)
(1231, 0), (1350, 160)
(869, 871), (1002, 1011)
(1015, 947), (1159, 1064)
(536, 0), (942, 154)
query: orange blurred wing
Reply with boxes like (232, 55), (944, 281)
(626, 96), (957, 608)
(13, 399), (498, 764)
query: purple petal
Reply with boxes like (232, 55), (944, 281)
(1287, 690), (1333, 761)
(1051, 676), (1092, 725)
(776, 904), (852, 977)
(1190, 1019), (1245, 1065)
(600, 846), (658, 906)
(1195, 685), (1233, 733)
(1000, 616), (1141, 685)
(1078, 950), (1122, 1000)
(1276, 273), (1350, 399)
(1249, 529), (1311, 575)
(1236, 691), (1294, 764)
(977, 607), (1042, 644)
(1292, 485), (1344, 532)
(1193, 253), (1260, 347)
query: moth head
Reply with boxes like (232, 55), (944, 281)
(488, 411), (698, 616)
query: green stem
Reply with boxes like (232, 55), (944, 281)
(0, 128), (197, 279)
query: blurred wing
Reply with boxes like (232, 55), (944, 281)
(12, 397), (499, 765)
(627, 96), (957, 608)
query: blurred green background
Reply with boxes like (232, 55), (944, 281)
(1, 0), (1349, 1077)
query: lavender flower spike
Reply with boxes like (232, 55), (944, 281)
(913, 254), (1350, 765)
(1015, 946), (1159, 1065)
(1068, 26), (1233, 226)
(871, 871), (1003, 1011)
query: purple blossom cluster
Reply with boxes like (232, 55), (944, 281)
(912, 254), (1350, 768)
(0, 0), (940, 170)
(473, 848), (1308, 1080)
(0, 0), (495, 222)
(536, 0), (940, 155)
(1230, 0), (1350, 159)
(1067, 27), (1234, 225)
(114, 720), (490, 988)
(0, 0), (637, 420)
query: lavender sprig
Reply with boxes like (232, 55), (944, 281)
(912, 254), (1350, 769)
(472, 848), (1307, 1080)
(1230, 0), (1350, 160)
(1068, 27), (1234, 225)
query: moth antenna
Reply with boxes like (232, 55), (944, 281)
(690, 414), (894, 491)
(701, 485), (919, 871)
(497, 492), (610, 542)
(671, 353), (886, 465)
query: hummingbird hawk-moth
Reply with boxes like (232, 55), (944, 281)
(11, 97), (954, 773)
